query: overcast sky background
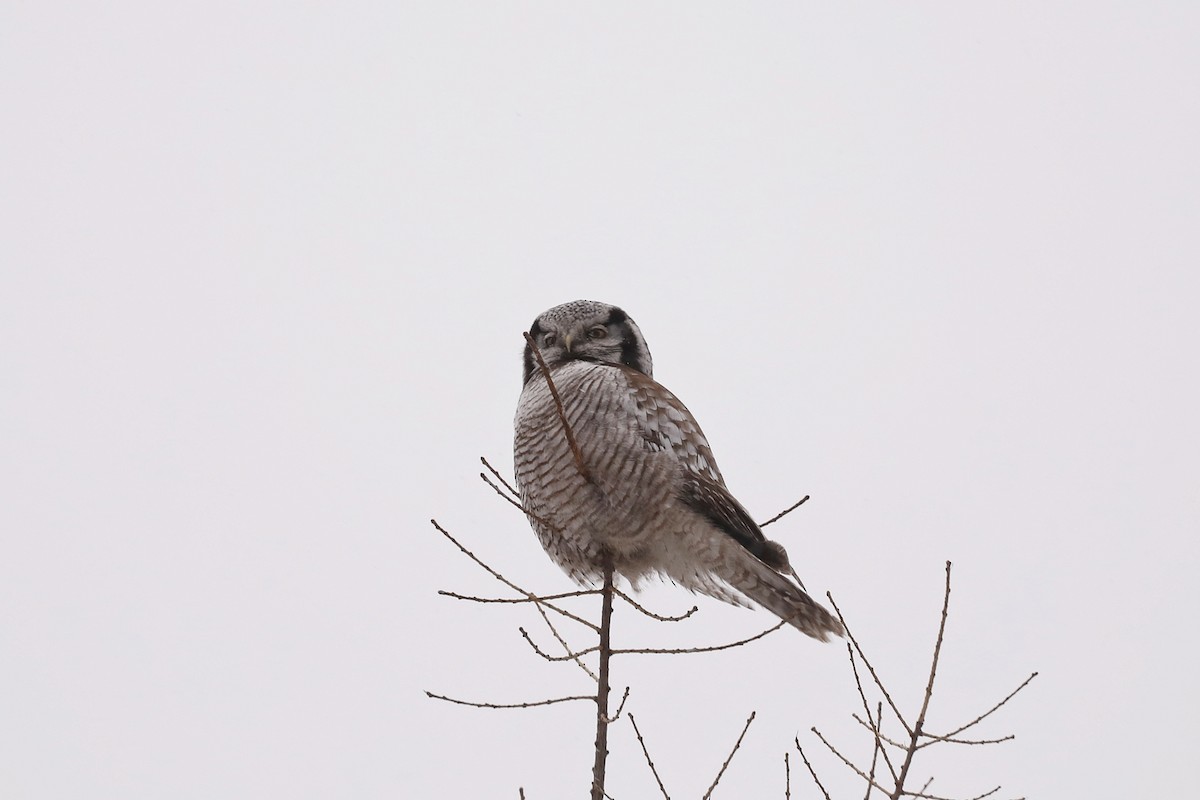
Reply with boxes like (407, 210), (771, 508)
(2, 3), (1198, 798)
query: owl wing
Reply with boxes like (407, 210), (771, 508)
(622, 368), (789, 572)
(624, 367), (724, 483)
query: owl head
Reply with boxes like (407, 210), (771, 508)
(523, 300), (653, 385)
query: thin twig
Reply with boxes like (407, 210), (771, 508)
(864, 703), (882, 800)
(961, 788), (1002, 800)
(426, 690), (593, 710)
(524, 330), (591, 482)
(810, 727), (893, 795)
(701, 711), (756, 799)
(479, 471), (527, 511)
(607, 686), (631, 723)
(520, 627), (599, 662)
(430, 519), (598, 632)
(919, 732), (1016, 747)
(439, 588), (599, 605)
(478, 469), (568, 534)
(759, 495), (810, 528)
(795, 739), (833, 800)
(613, 588), (698, 622)
(481, 456), (521, 499)
(893, 561), (953, 796)
(931, 672), (1038, 742)
(629, 714), (671, 800)
(906, 786), (1001, 800)
(533, 598), (599, 682)
(851, 714), (908, 751)
(849, 649), (900, 781)
(784, 751), (791, 800)
(611, 620), (786, 656)
(478, 459), (566, 532)
(827, 590), (911, 735)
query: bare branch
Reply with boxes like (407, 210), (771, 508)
(520, 626), (599, 662)
(894, 561), (954, 794)
(479, 470), (528, 511)
(532, 599), (599, 682)
(795, 739), (833, 800)
(759, 494), (810, 528)
(481, 456), (521, 499)
(864, 704), (882, 800)
(611, 621), (786, 656)
(629, 714), (671, 800)
(849, 650), (900, 781)
(827, 591), (911, 735)
(590, 559), (615, 800)
(607, 686), (631, 723)
(959, 788), (1002, 800)
(810, 727), (893, 795)
(426, 690), (593, 710)
(701, 711), (756, 800)
(430, 518), (599, 632)
(524, 330), (591, 482)
(851, 713), (908, 751)
(929, 672), (1038, 742)
(478, 469), (568, 535)
(784, 751), (791, 800)
(905, 786), (1002, 800)
(438, 588), (599, 605)
(613, 588), (699, 622)
(918, 732), (1016, 748)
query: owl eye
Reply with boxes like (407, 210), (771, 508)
(587, 325), (608, 340)
(541, 333), (557, 347)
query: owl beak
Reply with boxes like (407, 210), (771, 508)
(563, 332), (575, 353)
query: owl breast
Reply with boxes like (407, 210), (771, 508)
(513, 360), (681, 584)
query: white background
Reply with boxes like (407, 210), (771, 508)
(3, 3), (1197, 798)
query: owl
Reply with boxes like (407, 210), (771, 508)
(513, 300), (842, 641)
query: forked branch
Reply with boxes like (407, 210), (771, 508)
(799, 561), (1036, 800)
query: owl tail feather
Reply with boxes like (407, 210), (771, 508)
(735, 556), (844, 642)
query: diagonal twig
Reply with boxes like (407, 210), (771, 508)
(864, 700), (883, 800)
(611, 621), (786, 656)
(629, 713), (671, 800)
(430, 518), (598, 632)
(532, 598), (599, 682)
(524, 331), (591, 482)
(759, 495), (810, 528)
(827, 591), (911, 735)
(849, 650), (900, 781)
(893, 561), (953, 794)
(927, 672), (1038, 743)
(481, 456), (521, 499)
(701, 711), (756, 799)
(520, 627), (599, 662)
(810, 726), (893, 795)
(795, 739), (833, 800)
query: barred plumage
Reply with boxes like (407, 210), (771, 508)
(513, 300), (842, 641)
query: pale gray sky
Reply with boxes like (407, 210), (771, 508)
(2, 3), (1197, 798)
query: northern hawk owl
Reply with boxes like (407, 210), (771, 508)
(513, 300), (842, 641)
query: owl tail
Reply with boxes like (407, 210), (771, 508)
(734, 555), (844, 642)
